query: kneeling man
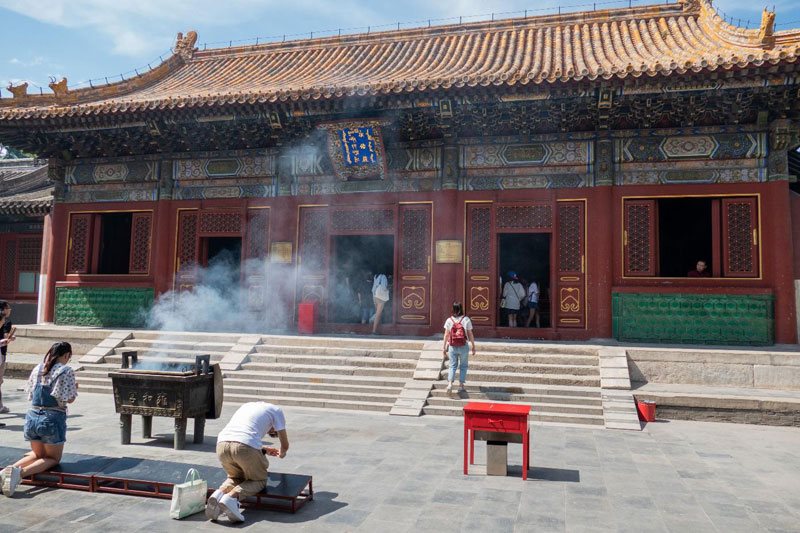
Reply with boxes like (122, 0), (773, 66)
(206, 402), (289, 522)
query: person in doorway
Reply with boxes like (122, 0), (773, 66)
(525, 280), (541, 328)
(206, 402), (289, 523)
(442, 302), (476, 393)
(0, 301), (15, 423)
(1, 342), (78, 496)
(356, 270), (373, 325)
(501, 271), (526, 328)
(688, 260), (711, 278)
(371, 271), (390, 334)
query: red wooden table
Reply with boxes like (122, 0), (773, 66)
(463, 402), (531, 480)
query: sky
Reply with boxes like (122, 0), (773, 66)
(1, 0), (799, 95)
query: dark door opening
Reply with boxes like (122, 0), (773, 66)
(201, 237), (243, 288)
(498, 233), (551, 328)
(657, 198), (713, 277)
(329, 235), (394, 324)
(97, 212), (132, 274)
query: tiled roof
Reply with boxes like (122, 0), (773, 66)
(1, 0), (799, 120)
(0, 160), (52, 215)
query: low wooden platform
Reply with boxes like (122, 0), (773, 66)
(0, 446), (312, 513)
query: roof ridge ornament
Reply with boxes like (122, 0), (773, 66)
(679, 0), (701, 12)
(6, 82), (28, 99)
(175, 30), (198, 60)
(759, 8), (775, 46)
(48, 77), (68, 99)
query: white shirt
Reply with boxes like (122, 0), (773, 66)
(527, 282), (540, 303)
(25, 363), (78, 410)
(502, 281), (525, 310)
(444, 315), (473, 332)
(372, 274), (388, 296)
(217, 402), (286, 450)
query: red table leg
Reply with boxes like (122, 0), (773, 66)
(470, 431), (475, 465)
(464, 423), (469, 475)
(522, 427), (529, 481)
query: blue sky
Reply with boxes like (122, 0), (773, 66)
(1, 0), (799, 95)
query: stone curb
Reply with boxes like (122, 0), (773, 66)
(78, 331), (133, 364)
(219, 336), (261, 371)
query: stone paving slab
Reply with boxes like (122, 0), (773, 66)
(0, 378), (799, 532)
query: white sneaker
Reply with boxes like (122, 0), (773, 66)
(205, 489), (224, 521)
(0, 406), (9, 414)
(1, 466), (21, 497)
(445, 383), (453, 393)
(218, 493), (245, 522)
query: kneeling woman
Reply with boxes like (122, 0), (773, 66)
(1, 342), (78, 496)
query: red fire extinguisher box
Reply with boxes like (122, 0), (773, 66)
(297, 302), (317, 334)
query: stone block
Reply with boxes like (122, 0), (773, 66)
(753, 365), (800, 390)
(487, 442), (508, 476)
(630, 361), (754, 387)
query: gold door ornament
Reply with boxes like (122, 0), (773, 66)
(560, 287), (581, 313)
(470, 286), (490, 311)
(401, 286), (425, 309)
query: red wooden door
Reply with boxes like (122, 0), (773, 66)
(175, 210), (199, 293)
(623, 199), (658, 277)
(722, 197), (759, 278)
(1, 238), (16, 294)
(297, 206), (329, 321)
(397, 203), (432, 325)
(555, 200), (586, 328)
(245, 208), (270, 311)
(465, 203), (494, 327)
(67, 213), (94, 274)
(128, 212), (153, 274)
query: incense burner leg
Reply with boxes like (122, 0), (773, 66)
(194, 417), (206, 444)
(142, 415), (153, 438)
(120, 414), (132, 445)
(175, 417), (187, 450)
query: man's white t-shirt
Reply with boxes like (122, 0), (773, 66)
(444, 315), (473, 332)
(217, 402), (286, 451)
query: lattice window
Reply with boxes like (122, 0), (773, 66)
(199, 212), (242, 234)
(401, 208), (428, 271)
(623, 200), (657, 277)
(67, 214), (92, 274)
(330, 209), (394, 232)
(178, 212), (198, 272)
(558, 205), (581, 272)
(129, 213), (152, 274)
(17, 238), (42, 272)
(247, 212), (269, 259)
(723, 198), (758, 277)
(2, 240), (16, 293)
(469, 207), (491, 271)
(301, 210), (327, 272)
(496, 205), (552, 230)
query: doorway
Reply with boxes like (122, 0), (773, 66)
(329, 235), (394, 324)
(200, 236), (243, 288)
(498, 233), (551, 328)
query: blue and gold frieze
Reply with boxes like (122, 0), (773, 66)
(173, 154), (274, 180)
(174, 184), (272, 200)
(464, 174), (588, 191)
(65, 161), (158, 184)
(617, 133), (766, 163)
(385, 147), (441, 172)
(461, 141), (593, 169)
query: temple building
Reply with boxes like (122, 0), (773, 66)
(1, 0), (799, 345)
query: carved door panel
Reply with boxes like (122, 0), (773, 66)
(175, 210), (199, 293)
(555, 201), (585, 328)
(128, 213), (153, 274)
(67, 213), (94, 274)
(722, 197), (759, 278)
(1, 238), (16, 294)
(297, 206), (329, 321)
(623, 199), (658, 277)
(245, 208), (270, 311)
(397, 203), (432, 325)
(465, 203), (494, 327)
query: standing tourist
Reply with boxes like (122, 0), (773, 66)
(1, 342), (77, 496)
(206, 402), (289, 523)
(442, 302), (476, 393)
(501, 271), (526, 328)
(356, 269), (373, 325)
(0, 301), (15, 425)
(525, 280), (541, 328)
(371, 271), (390, 334)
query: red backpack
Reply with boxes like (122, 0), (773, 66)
(449, 317), (467, 347)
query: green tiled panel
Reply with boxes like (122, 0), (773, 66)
(612, 292), (774, 346)
(55, 287), (154, 327)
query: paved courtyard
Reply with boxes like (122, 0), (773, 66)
(0, 378), (798, 532)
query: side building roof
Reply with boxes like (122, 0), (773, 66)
(0, 159), (52, 216)
(1, 0), (799, 121)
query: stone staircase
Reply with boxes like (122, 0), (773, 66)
(5, 325), (109, 378)
(421, 343), (606, 427)
(228, 336), (423, 412)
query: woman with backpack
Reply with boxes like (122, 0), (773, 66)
(442, 302), (476, 393)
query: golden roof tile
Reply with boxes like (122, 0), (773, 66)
(1, 0), (799, 120)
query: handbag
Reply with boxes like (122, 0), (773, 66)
(500, 298), (507, 308)
(375, 284), (390, 302)
(169, 468), (208, 519)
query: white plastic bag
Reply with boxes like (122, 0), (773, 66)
(170, 468), (208, 519)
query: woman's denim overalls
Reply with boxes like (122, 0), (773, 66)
(23, 365), (69, 445)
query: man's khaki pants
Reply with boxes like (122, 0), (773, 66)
(216, 441), (269, 499)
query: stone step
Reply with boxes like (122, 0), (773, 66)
(222, 371), (409, 388)
(424, 396), (603, 415)
(258, 335), (424, 351)
(252, 344), (419, 359)
(14, 326), (111, 341)
(241, 362), (414, 378)
(123, 339), (237, 351)
(11, 337), (98, 357)
(445, 370), (600, 387)
(129, 331), (245, 343)
(224, 384), (398, 404)
(223, 377), (405, 394)
(469, 352), (598, 365)
(429, 381), (602, 398)
(462, 361), (599, 376)
(247, 353), (416, 369)
(224, 392), (393, 412)
(421, 404), (605, 425)
(472, 343), (598, 356)
(111, 347), (229, 359)
(428, 390), (603, 406)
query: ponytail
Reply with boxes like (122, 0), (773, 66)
(41, 342), (72, 376)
